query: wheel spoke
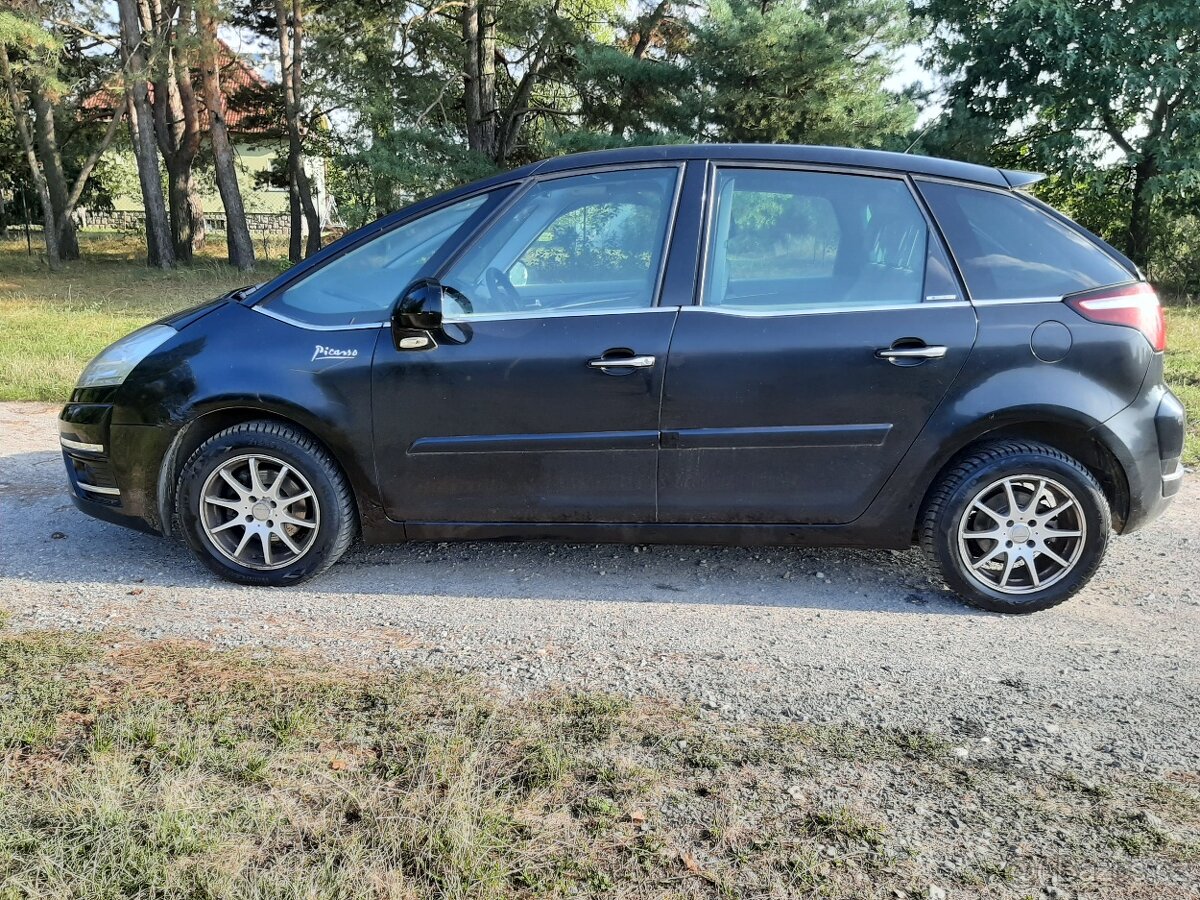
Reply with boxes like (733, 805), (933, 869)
(998, 552), (1017, 587)
(1025, 479), (1046, 515)
(277, 512), (317, 529)
(259, 530), (273, 567)
(204, 494), (241, 511)
(248, 457), (267, 495)
(1037, 545), (1071, 569)
(1002, 479), (1019, 518)
(972, 500), (1005, 523)
(972, 544), (1005, 570)
(1040, 498), (1075, 521)
(233, 527), (254, 559)
(210, 518), (243, 534)
(275, 527), (302, 555)
(279, 489), (313, 509)
(220, 469), (248, 496)
(270, 465), (291, 499)
(964, 527), (1006, 543)
(1026, 555), (1041, 587)
(1041, 527), (1081, 540)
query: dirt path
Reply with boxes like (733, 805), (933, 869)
(2, 401), (1198, 777)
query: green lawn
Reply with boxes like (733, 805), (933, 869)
(1, 235), (1197, 464)
(1, 624), (1197, 897)
(0, 234), (288, 402)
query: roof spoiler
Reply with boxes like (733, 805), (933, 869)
(1000, 168), (1047, 190)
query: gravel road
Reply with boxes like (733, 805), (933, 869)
(3, 401), (1198, 778)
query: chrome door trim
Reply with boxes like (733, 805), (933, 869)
(677, 300), (965, 318)
(442, 305), (680, 325)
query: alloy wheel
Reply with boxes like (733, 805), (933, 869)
(956, 474), (1086, 595)
(199, 453), (320, 570)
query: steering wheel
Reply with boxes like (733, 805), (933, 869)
(485, 266), (523, 312)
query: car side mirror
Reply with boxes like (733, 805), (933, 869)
(394, 278), (445, 332)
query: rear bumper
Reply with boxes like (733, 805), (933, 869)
(59, 402), (173, 535)
(1094, 381), (1186, 534)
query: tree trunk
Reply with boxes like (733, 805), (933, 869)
(275, 0), (321, 260)
(196, 0), (255, 269)
(462, 0), (498, 159)
(29, 79), (79, 259)
(146, 0), (204, 262)
(1, 46), (60, 268)
(288, 171), (301, 262)
(0, 188), (7, 239)
(117, 0), (176, 268)
(1128, 153), (1158, 273)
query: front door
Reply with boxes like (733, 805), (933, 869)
(659, 165), (978, 525)
(372, 165), (685, 524)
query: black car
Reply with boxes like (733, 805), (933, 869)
(60, 144), (1185, 613)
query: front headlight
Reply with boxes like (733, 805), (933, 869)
(76, 324), (177, 389)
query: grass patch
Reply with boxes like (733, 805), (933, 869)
(1165, 303), (1200, 465)
(0, 234), (288, 402)
(0, 630), (1197, 898)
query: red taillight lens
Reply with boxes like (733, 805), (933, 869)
(1065, 282), (1166, 352)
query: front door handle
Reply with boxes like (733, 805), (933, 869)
(587, 354), (656, 369)
(875, 345), (948, 361)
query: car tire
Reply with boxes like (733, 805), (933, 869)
(177, 420), (356, 586)
(920, 441), (1111, 614)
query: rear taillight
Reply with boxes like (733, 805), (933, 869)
(1065, 282), (1166, 352)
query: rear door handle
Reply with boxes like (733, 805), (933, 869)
(875, 345), (948, 361)
(587, 355), (656, 369)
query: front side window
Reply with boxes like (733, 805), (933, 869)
(261, 190), (507, 326)
(441, 167), (680, 317)
(917, 180), (1133, 301)
(703, 168), (956, 312)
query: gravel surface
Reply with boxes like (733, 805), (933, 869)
(3, 401), (1198, 780)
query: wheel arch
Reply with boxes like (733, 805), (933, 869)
(910, 415), (1131, 536)
(156, 405), (366, 537)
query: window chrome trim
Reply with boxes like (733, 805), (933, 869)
(680, 300), (966, 318)
(60, 436), (105, 453)
(252, 305), (388, 331)
(76, 480), (120, 496)
(443, 306), (680, 325)
(970, 296), (1063, 306)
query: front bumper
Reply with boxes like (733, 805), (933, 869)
(59, 401), (173, 535)
(1093, 381), (1186, 534)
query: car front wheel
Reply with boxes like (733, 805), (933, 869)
(177, 421), (356, 586)
(920, 441), (1111, 613)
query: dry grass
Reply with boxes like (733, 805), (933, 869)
(0, 625), (1197, 898)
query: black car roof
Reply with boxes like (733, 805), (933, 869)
(528, 143), (1025, 189)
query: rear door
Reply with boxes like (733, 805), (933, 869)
(658, 164), (978, 524)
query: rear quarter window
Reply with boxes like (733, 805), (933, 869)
(918, 181), (1132, 301)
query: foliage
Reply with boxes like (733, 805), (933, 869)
(915, 0), (1200, 270)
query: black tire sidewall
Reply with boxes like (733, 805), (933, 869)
(178, 428), (349, 586)
(930, 450), (1110, 614)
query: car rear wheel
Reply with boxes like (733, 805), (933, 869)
(920, 441), (1111, 613)
(177, 421), (356, 586)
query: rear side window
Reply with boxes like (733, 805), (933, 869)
(918, 181), (1132, 301)
(702, 168), (959, 312)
